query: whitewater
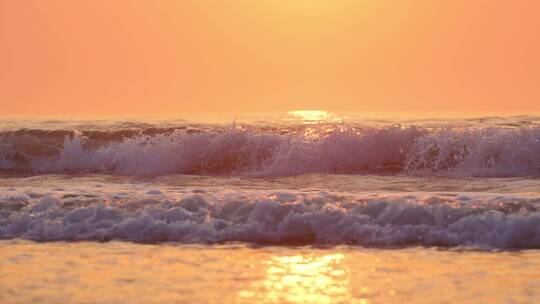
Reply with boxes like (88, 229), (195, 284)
(0, 114), (539, 249)
(1, 115), (540, 177)
(2, 114), (540, 303)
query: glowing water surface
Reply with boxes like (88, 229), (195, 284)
(1, 241), (539, 304)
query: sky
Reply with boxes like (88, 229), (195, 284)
(1, 0), (539, 117)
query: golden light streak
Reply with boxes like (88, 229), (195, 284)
(238, 253), (368, 304)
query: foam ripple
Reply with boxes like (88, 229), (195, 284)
(1, 190), (538, 249)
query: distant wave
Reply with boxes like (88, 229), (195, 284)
(1, 123), (540, 177)
(0, 190), (538, 249)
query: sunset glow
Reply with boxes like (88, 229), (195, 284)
(1, 1), (539, 116)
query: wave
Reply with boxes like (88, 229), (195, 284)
(0, 191), (538, 249)
(1, 124), (540, 177)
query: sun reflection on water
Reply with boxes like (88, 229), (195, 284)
(288, 110), (331, 121)
(287, 110), (343, 124)
(285, 110), (344, 139)
(238, 253), (368, 304)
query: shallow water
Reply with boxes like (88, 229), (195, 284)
(1, 241), (539, 304)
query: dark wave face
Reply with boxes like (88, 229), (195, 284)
(1, 115), (540, 177)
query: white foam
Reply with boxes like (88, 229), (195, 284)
(1, 190), (538, 249)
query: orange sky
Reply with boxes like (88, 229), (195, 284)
(1, 0), (539, 117)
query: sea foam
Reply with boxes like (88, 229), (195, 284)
(1, 189), (538, 249)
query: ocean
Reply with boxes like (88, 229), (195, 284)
(1, 113), (539, 303)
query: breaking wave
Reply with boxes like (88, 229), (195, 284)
(0, 190), (539, 249)
(1, 124), (540, 177)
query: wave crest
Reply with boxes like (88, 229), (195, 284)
(1, 125), (540, 177)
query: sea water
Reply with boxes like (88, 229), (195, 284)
(0, 113), (539, 303)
